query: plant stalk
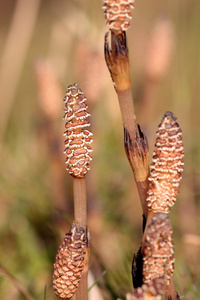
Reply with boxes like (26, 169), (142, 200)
(73, 177), (88, 300)
(73, 178), (87, 231)
(116, 88), (137, 138)
(105, 31), (150, 219)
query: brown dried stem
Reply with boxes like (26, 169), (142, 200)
(105, 31), (149, 218)
(124, 125), (149, 218)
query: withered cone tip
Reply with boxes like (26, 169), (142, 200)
(104, 31), (131, 90)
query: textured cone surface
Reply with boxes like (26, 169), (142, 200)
(125, 278), (164, 299)
(103, 0), (134, 32)
(147, 111), (184, 213)
(63, 83), (93, 178)
(142, 213), (174, 286)
(53, 222), (88, 299)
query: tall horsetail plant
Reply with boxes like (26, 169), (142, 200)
(103, 2), (184, 299)
(103, 0), (150, 220)
(53, 84), (93, 300)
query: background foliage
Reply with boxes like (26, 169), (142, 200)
(0, 0), (200, 299)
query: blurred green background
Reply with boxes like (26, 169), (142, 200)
(0, 0), (200, 299)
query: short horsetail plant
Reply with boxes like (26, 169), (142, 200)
(53, 84), (93, 300)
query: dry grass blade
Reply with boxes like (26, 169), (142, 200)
(0, 0), (41, 146)
(0, 264), (35, 300)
